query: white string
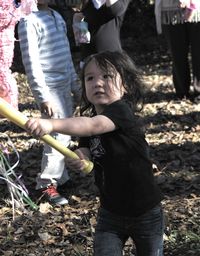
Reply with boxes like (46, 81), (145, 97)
(0, 133), (38, 219)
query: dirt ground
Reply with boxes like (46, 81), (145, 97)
(0, 37), (200, 255)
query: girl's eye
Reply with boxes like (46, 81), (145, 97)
(85, 76), (94, 81)
(103, 74), (113, 79)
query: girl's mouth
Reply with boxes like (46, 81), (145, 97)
(94, 91), (104, 96)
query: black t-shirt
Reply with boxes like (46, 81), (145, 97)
(81, 0), (131, 59)
(79, 100), (163, 217)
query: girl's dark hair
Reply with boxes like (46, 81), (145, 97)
(80, 51), (144, 116)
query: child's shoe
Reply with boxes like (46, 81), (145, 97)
(42, 184), (68, 205)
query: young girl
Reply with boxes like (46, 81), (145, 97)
(25, 51), (164, 256)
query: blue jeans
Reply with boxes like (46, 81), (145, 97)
(94, 204), (164, 256)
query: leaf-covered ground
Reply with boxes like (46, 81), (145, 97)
(0, 38), (200, 256)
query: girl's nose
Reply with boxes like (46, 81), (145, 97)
(94, 77), (104, 87)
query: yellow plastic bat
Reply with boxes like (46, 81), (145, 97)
(0, 97), (93, 173)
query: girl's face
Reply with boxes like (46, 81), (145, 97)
(84, 58), (125, 114)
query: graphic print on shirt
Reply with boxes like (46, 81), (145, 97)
(90, 136), (105, 160)
(90, 135), (106, 193)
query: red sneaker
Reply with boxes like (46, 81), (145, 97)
(42, 184), (68, 205)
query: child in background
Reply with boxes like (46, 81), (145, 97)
(25, 51), (164, 255)
(18, 0), (81, 205)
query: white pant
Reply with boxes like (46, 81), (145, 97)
(36, 83), (73, 189)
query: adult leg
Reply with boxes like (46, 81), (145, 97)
(163, 24), (191, 97)
(189, 22), (200, 94)
(131, 204), (164, 256)
(94, 208), (128, 256)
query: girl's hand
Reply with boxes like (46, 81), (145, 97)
(25, 118), (53, 137)
(65, 149), (88, 171)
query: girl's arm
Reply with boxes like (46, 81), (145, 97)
(25, 115), (116, 137)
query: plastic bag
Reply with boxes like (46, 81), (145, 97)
(73, 20), (91, 46)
